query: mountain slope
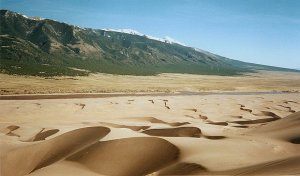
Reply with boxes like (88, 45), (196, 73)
(0, 10), (297, 76)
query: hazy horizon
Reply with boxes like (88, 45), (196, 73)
(1, 0), (299, 69)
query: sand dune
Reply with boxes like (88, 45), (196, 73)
(67, 137), (179, 176)
(0, 93), (299, 175)
(0, 126), (110, 176)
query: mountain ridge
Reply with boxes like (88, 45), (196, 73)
(0, 9), (298, 76)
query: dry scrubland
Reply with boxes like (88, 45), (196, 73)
(0, 71), (300, 175)
(1, 71), (300, 94)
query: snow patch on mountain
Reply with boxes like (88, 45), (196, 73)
(21, 14), (29, 19)
(20, 14), (44, 21)
(103, 28), (144, 36)
(103, 28), (186, 46)
(163, 36), (186, 46)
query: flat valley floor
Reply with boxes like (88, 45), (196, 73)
(1, 71), (300, 94)
(1, 93), (300, 175)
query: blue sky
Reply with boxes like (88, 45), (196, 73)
(1, 0), (300, 69)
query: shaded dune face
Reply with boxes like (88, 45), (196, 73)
(228, 110), (281, 125)
(0, 125), (20, 133)
(0, 125), (20, 137)
(258, 111), (281, 118)
(290, 136), (300, 144)
(204, 110), (284, 127)
(207, 121), (228, 126)
(67, 137), (180, 176)
(142, 127), (202, 138)
(26, 128), (60, 142)
(230, 117), (279, 125)
(142, 127), (226, 139)
(125, 117), (190, 127)
(0, 126), (59, 142)
(0, 126), (110, 176)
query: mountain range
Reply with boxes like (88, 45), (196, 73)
(0, 10), (298, 76)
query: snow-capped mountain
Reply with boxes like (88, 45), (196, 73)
(1, 9), (297, 77)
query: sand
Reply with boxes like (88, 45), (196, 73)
(0, 93), (300, 175)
